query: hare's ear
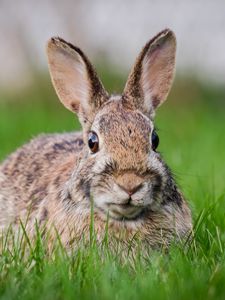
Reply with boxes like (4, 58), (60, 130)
(47, 37), (108, 126)
(123, 29), (176, 117)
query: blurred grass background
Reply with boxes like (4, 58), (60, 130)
(1, 1), (225, 298)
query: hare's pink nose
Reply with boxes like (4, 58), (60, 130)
(115, 173), (144, 196)
(118, 183), (143, 196)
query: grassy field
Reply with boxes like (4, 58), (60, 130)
(0, 74), (225, 299)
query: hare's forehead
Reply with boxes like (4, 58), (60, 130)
(92, 102), (153, 152)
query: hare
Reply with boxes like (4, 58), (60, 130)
(0, 29), (192, 250)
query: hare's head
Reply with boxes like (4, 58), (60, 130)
(47, 29), (176, 220)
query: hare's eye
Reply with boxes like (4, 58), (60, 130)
(151, 130), (159, 151)
(88, 131), (99, 153)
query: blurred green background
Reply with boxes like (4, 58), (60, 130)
(1, 2), (225, 298)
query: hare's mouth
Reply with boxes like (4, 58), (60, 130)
(107, 203), (144, 220)
(93, 193), (147, 220)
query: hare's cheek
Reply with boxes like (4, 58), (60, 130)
(93, 192), (114, 211)
(92, 182), (127, 205)
(129, 181), (160, 208)
(147, 151), (163, 169)
(146, 181), (163, 209)
(130, 182), (152, 205)
(91, 154), (112, 174)
(92, 193), (121, 217)
(91, 180), (128, 214)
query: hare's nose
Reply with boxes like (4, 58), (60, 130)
(118, 183), (143, 196)
(115, 173), (144, 196)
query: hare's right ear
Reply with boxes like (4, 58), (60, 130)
(123, 29), (176, 118)
(47, 37), (108, 126)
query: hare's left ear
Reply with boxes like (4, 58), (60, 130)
(47, 37), (108, 127)
(123, 29), (176, 117)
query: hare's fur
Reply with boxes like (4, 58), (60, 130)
(0, 29), (192, 250)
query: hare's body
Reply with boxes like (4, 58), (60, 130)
(0, 132), (82, 229)
(0, 130), (191, 248)
(0, 29), (192, 250)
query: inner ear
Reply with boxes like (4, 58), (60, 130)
(123, 29), (176, 117)
(47, 37), (108, 126)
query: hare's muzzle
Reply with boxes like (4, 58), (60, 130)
(115, 173), (144, 197)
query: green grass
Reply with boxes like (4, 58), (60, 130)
(0, 74), (225, 299)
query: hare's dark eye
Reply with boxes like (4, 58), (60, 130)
(88, 131), (99, 153)
(151, 130), (159, 151)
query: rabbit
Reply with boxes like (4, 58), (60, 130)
(0, 29), (192, 251)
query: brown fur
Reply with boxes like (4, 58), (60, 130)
(0, 29), (192, 252)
